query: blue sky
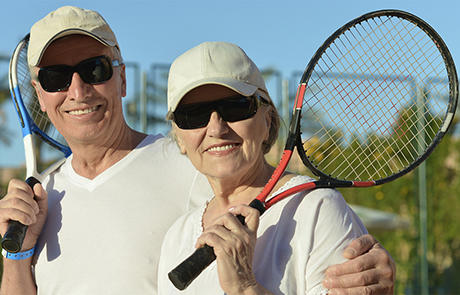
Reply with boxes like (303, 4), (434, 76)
(1, 0), (459, 167)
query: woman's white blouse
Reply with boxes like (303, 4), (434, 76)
(158, 175), (367, 295)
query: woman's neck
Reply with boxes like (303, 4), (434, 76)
(202, 162), (275, 229)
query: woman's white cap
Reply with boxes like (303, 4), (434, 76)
(167, 41), (270, 113)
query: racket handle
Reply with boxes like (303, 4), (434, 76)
(1, 177), (40, 253)
(168, 199), (265, 290)
(168, 244), (216, 290)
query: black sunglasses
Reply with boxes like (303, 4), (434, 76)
(173, 94), (267, 129)
(38, 55), (121, 92)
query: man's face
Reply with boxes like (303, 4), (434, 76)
(32, 35), (127, 148)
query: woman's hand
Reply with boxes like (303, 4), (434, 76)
(196, 204), (271, 295)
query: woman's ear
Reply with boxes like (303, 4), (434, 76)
(172, 125), (187, 154)
(177, 137), (187, 154)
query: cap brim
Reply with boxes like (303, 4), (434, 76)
(32, 29), (117, 66)
(170, 77), (258, 112)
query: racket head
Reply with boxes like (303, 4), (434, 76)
(8, 34), (71, 180)
(294, 9), (458, 186)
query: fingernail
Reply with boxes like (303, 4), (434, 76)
(228, 207), (235, 212)
(345, 248), (356, 257)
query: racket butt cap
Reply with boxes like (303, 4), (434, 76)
(1, 221), (27, 253)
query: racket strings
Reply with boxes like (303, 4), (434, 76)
(307, 66), (407, 179)
(300, 15), (450, 182)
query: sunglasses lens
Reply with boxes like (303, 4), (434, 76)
(38, 66), (73, 92)
(78, 56), (113, 84)
(218, 97), (255, 122)
(38, 56), (114, 92)
(174, 104), (213, 129)
(173, 95), (259, 129)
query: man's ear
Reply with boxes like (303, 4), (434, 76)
(31, 79), (47, 112)
(119, 63), (127, 98)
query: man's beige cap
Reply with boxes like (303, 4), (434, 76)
(28, 6), (119, 66)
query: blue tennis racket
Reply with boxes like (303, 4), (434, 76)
(1, 34), (71, 253)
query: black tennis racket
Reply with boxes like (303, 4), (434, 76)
(168, 9), (458, 290)
(1, 34), (71, 253)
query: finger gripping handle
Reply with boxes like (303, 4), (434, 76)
(167, 199), (265, 290)
(1, 177), (40, 253)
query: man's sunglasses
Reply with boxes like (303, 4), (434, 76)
(173, 94), (267, 130)
(38, 55), (121, 92)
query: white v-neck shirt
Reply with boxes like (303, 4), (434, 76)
(33, 135), (212, 295)
(158, 175), (367, 295)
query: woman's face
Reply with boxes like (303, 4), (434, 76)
(173, 84), (271, 182)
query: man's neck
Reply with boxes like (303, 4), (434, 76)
(69, 128), (147, 179)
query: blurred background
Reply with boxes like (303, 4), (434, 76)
(0, 1), (459, 294)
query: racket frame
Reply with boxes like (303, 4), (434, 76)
(293, 9), (458, 189)
(2, 34), (71, 252)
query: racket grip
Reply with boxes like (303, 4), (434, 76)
(168, 199), (265, 290)
(1, 177), (40, 253)
(168, 244), (216, 290)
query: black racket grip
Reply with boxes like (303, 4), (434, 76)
(168, 199), (265, 290)
(168, 244), (216, 290)
(1, 177), (40, 253)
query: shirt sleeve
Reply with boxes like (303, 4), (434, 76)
(303, 188), (368, 294)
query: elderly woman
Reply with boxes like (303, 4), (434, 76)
(158, 41), (369, 295)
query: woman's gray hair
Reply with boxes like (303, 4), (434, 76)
(259, 90), (280, 154)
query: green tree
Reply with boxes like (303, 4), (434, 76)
(339, 134), (459, 294)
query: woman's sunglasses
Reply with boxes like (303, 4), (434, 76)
(173, 94), (267, 129)
(38, 55), (121, 92)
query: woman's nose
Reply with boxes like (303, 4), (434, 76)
(206, 111), (229, 136)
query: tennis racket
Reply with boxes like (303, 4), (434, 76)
(1, 34), (71, 253)
(168, 9), (458, 290)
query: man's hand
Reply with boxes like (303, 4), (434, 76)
(323, 234), (395, 295)
(0, 178), (48, 251)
